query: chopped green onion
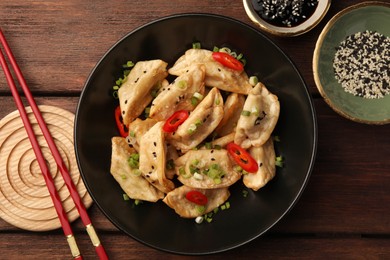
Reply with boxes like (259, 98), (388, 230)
(219, 47), (231, 54)
(275, 156), (284, 167)
(195, 119), (202, 127)
(191, 96), (198, 106)
(192, 42), (201, 49)
(251, 107), (259, 116)
(213, 46), (219, 52)
(193, 92), (204, 100)
(194, 172), (204, 180)
(196, 205), (205, 214)
(241, 110), (251, 116)
(179, 167), (192, 179)
(176, 80), (187, 89)
(132, 169), (142, 176)
(195, 216), (204, 224)
(123, 70), (131, 77)
(234, 165), (243, 172)
(129, 131), (136, 137)
(123, 193), (130, 201)
(242, 189), (249, 198)
(249, 76), (259, 86)
(113, 85), (119, 90)
(213, 178), (221, 184)
(274, 135), (281, 142)
(123, 61), (134, 68)
(134, 199), (142, 206)
(112, 91), (119, 99)
(205, 216), (213, 223)
(121, 174), (127, 180)
(214, 145), (222, 150)
(192, 159), (200, 166)
(128, 153), (140, 169)
(236, 53), (244, 60)
(188, 123), (197, 134)
(205, 142), (212, 149)
(215, 98), (220, 105)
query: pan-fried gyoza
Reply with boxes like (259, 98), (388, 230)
(110, 46), (281, 220)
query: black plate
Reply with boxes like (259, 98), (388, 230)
(75, 13), (317, 255)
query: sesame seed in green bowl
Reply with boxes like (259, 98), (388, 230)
(313, 1), (390, 125)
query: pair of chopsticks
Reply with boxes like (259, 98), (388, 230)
(0, 29), (108, 260)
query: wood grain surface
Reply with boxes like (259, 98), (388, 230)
(0, 0), (389, 259)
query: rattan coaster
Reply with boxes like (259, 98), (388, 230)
(0, 105), (93, 231)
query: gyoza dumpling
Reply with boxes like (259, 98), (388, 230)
(168, 49), (252, 94)
(234, 82), (280, 149)
(214, 93), (245, 137)
(175, 149), (242, 189)
(168, 87), (224, 152)
(149, 64), (206, 121)
(110, 137), (164, 202)
(126, 118), (158, 151)
(243, 138), (276, 191)
(139, 122), (175, 193)
(118, 59), (168, 125)
(210, 132), (235, 148)
(163, 185), (230, 218)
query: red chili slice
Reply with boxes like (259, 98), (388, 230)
(212, 52), (244, 71)
(162, 110), (189, 133)
(185, 190), (208, 206)
(114, 106), (129, 137)
(227, 142), (258, 173)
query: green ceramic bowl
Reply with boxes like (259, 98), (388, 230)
(313, 1), (390, 124)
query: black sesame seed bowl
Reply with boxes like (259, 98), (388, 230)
(313, 1), (390, 125)
(243, 0), (331, 37)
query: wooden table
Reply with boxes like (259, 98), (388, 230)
(0, 1), (389, 259)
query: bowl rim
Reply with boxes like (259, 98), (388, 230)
(243, 0), (331, 37)
(75, 12), (318, 255)
(312, 1), (390, 125)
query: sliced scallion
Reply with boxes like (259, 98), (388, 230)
(192, 42), (201, 49)
(123, 193), (130, 201)
(249, 76), (259, 86)
(241, 110), (251, 116)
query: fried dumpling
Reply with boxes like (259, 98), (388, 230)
(149, 64), (206, 121)
(163, 185), (230, 218)
(139, 122), (175, 193)
(168, 49), (252, 94)
(214, 93), (245, 137)
(110, 137), (164, 202)
(175, 149), (242, 189)
(118, 59), (168, 125)
(234, 82), (280, 149)
(126, 118), (158, 152)
(243, 138), (276, 191)
(210, 132), (235, 149)
(168, 87), (224, 152)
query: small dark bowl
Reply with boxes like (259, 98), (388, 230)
(75, 13), (317, 255)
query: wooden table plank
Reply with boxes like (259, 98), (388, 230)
(0, 1), (361, 95)
(0, 232), (388, 259)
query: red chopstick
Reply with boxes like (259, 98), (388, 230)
(0, 28), (108, 260)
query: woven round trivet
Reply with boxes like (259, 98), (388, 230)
(0, 105), (93, 231)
